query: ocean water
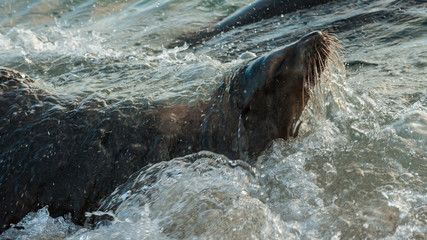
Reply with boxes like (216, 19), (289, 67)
(0, 0), (426, 239)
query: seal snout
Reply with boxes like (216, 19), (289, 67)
(294, 31), (341, 89)
(298, 31), (328, 58)
(300, 31), (324, 42)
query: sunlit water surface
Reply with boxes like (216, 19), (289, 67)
(0, 0), (426, 239)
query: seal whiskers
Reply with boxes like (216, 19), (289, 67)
(300, 32), (343, 114)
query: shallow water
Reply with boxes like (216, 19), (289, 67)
(0, 0), (426, 239)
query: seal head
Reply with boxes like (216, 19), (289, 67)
(204, 31), (338, 158)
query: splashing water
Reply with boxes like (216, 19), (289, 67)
(1, 0), (426, 239)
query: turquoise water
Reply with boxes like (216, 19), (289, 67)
(0, 0), (426, 239)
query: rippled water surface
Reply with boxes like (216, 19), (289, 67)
(0, 0), (426, 239)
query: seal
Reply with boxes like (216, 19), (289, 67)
(214, 0), (333, 33)
(0, 31), (339, 232)
(171, 0), (334, 47)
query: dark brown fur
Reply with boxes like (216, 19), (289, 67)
(0, 31), (338, 232)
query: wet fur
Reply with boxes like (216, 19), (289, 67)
(0, 32), (340, 232)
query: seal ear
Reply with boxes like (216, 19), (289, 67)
(234, 45), (294, 113)
(234, 56), (269, 112)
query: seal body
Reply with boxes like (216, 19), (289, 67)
(0, 31), (336, 231)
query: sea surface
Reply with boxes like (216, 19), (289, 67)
(0, 0), (426, 239)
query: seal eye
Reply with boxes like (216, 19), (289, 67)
(241, 105), (250, 115)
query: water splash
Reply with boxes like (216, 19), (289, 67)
(78, 152), (294, 239)
(0, 207), (80, 239)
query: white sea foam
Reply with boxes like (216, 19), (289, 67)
(0, 26), (122, 59)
